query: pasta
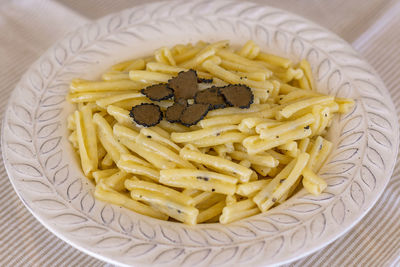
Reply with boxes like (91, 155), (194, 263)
(67, 40), (354, 225)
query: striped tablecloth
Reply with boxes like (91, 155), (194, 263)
(0, 0), (399, 266)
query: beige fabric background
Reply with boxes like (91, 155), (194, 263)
(0, 0), (399, 266)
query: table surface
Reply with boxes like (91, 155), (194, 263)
(0, 0), (399, 266)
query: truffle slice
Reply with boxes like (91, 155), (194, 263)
(194, 86), (226, 109)
(197, 77), (213, 83)
(180, 104), (210, 126)
(129, 103), (162, 127)
(165, 102), (187, 123)
(168, 69), (198, 100)
(220, 84), (254, 109)
(141, 83), (174, 101)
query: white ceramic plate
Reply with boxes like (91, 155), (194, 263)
(2, 1), (398, 266)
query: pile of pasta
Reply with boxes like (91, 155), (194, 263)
(67, 40), (354, 225)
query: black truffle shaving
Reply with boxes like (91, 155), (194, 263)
(168, 69), (198, 101)
(194, 86), (226, 110)
(175, 98), (188, 106)
(197, 77), (213, 83)
(129, 103), (163, 127)
(165, 102), (187, 123)
(180, 103), (210, 126)
(219, 84), (254, 109)
(140, 83), (174, 101)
